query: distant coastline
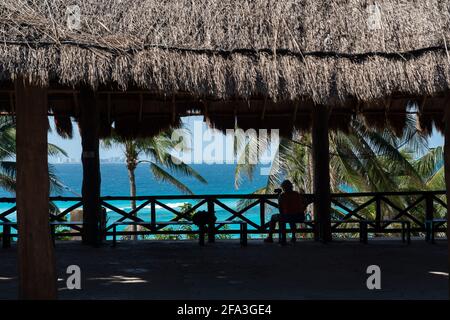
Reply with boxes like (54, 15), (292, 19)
(11, 163), (267, 198)
(50, 157), (126, 165)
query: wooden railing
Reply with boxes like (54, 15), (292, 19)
(0, 191), (447, 239)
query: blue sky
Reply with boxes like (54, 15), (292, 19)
(48, 116), (205, 160)
(48, 116), (445, 161)
(428, 133), (445, 147)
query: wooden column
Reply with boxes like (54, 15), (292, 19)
(312, 105), (332, 242)
(79, 89), (102, 246)
(444, 107), (450, 286)
(15, 79), (57, 299)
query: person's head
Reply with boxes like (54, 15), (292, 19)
(280, 180), (293, 192)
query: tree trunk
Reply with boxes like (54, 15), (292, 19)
(79, 89), (101, 246)
(15, 79), (57, 299)
(128, 167), (138, 240)
(312, 105), (332, 242)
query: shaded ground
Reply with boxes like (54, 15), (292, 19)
(0, 239), (448, 299)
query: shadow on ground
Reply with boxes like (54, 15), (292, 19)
(0, 239), (448, 299)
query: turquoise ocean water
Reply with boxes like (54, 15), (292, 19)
(0, 163), (276, 237)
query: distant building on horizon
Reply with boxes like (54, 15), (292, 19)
(50, 156), (126, 164)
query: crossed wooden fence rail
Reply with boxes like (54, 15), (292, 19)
(0, 191), (447, 239)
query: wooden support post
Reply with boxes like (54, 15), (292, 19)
(79, 89), (102, 246)
(444, 107), (450, 289)
(312, 105), (332, 242)
(15, 79), (57, 299)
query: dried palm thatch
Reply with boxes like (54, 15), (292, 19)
(98, 119), (112, 138)
(418, 110), (446, 134)
(361, 98), (410, 137)
(114, 115), (181, 139)
(0, 0), (449, 135)
(328, 113), (354, 134)
(235, 100), (296, 137)
(53, 114), (73, 139)
(416, 95), (448, 134)
(205, 114), (236, 133)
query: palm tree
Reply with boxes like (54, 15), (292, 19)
(0, 116), (68, 212)
(413, 146), (444, 190)
(234, 115), (437, 222)
(408, 146), (446, 219)
(102, 130), (207, 238)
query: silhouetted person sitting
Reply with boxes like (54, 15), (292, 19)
(264, 180), (308, 243)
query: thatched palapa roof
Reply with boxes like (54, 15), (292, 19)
(0, 0), (449, 137)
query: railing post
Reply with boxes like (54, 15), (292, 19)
(3, 224), (11, 249)
(50, 224), (56, 246)
(375, 195), (382, 232)
(360, 221), (368, 244)
(425, 194), (434, 221)
(112, 224), (117, 247)
(150, 200), (156, 230)
(100, 207), (107, 241)
(199, 225), (205, 246)
(259, 198), (265, 231)
(425, 194), (434, 241)
(207, 198), (215, 243)
(313, 221), (320, 241)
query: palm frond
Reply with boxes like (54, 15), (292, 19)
(149, 162), (194, 195)
(414, 147), (443, 180)
(0, 173), (16, 193)
(161, 155), (207, 184)
(48, 143), (68, 158)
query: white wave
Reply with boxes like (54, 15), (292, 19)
(57, 201), (198, 214)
